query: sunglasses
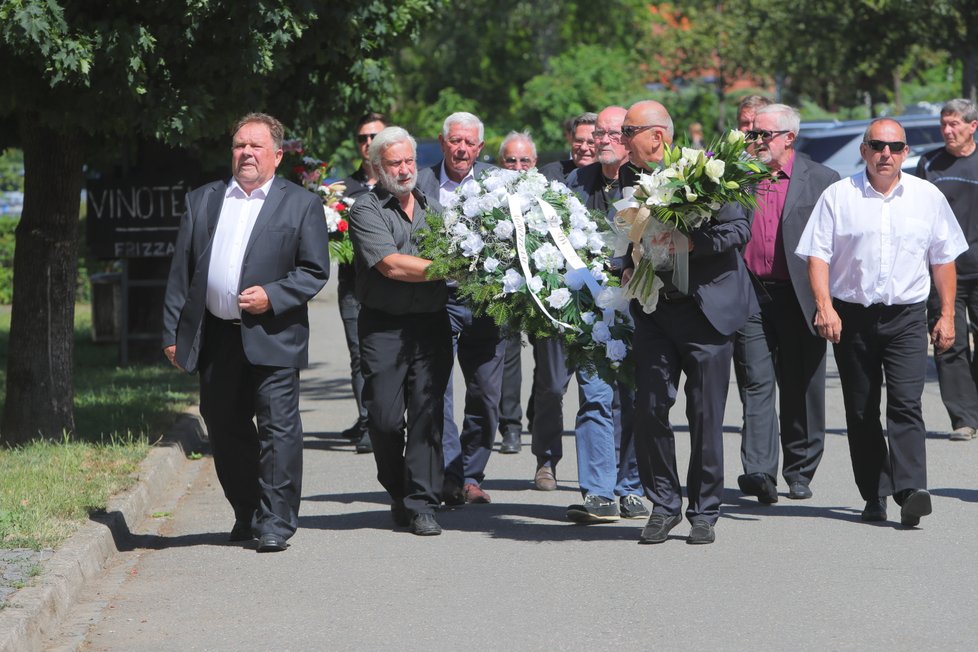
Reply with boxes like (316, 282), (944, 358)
(864, 139), (907, 153)
(746, 129), (791, 141)
(356, 133), (379, 144)
(504, 156), (533, 165)
(620, 124), (669, 139)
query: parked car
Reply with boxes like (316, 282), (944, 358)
(794, 115), (943, 179)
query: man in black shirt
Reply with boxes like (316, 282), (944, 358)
(917, 99), (978, 441)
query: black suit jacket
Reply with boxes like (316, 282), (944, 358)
(162, 177), (331, 373)
(757, 153), (840, 334)
(620, 164), (759, 336)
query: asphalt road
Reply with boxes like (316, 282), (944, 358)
(46, 284), (978, 651)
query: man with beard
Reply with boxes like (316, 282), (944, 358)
(416, 113), (505, 506)
(734, 103), (839, 505)
(797, 118), (966, 528)
(540, 112), (597, 182)
(622, 100), (758, 545)
(163, 112), (331, 552)
(349, 126), (453, 535)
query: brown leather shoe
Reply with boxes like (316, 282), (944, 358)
(534, 465), (557, 491)
(463, 483), (492, 504)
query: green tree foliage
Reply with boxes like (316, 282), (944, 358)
(0, 0), (438, 444)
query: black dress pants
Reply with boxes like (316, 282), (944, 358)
(833, 300), (928, 500)
(199, 313), (303, 539)
(359, 306), (452, 515)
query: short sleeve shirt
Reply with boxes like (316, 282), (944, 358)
(349, 186), (447, 314)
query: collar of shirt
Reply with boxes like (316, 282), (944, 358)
(857, 169), (906, 200)
(226, 176), (274, 199)
(438, 163), (475, 189)
(374, 185), (429, 212)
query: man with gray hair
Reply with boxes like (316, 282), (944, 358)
(349, 126), (453, 536)
(417, 113), (505, 506)
(498, 131), (537, 171)
(737, 95), (772, 133)
(916, 99), (978, 441)
(734, 103), (840, 506)
(540, 112), (597, 182)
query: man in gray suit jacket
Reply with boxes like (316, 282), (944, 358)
(622, 100), (760, 545)
(415, 112), (504, 506)
(162, 112), (331, 552)
(734, 104), (840, 505)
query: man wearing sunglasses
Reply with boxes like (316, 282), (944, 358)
(797, 118), (967, 528)
(916, 99), (978, 442)
(340, 112), (388, 454)
(417, 113), (505, 507)
(734, 104), (840, 507)
(498, 131), (538, 171)
(622, 100), (759, 545)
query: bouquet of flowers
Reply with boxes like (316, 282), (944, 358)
(420, 168), (633, 384)
(614, 129), (775, 313)
(282, 139), (355, 265)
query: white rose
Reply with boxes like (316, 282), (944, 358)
(493, 220), (515, 239)
(502, 268), (525, 293)
(462, 196), (483, 217)
(705, 158), (726, 184)
(531, 242), (565, 274)
(591, 320), (611, 343)
(528, 275), (544, 293)
(461, 232), (485, 257)
(580, 311), (596, 325)
(483, 257), (500, 273)
(451, 221), (470, 237)
(605, 339), (627, 362)
(460, 180), (481, 198)
(681, 147), (704, 166)
(568, 229), (588, 249)
(546, 288), (572, 310)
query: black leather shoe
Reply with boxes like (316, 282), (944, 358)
(899, 489), (932, 527)
(341, 423), (362, 440)
(410, 513), (442, 536)
(499, 430), (521, 454)
(442, 480), (465, 506)
(391, 502), (410, 527)
(355, 431), (373, 454)
(256, 532), (288, 552)
(787, 481), (813, 500)
(861, 497), (887, 522)
(228, 520), (255, 542)
(687, 519), (716, 545)
(638, 513), (683, 544)
(738, 472), (779, 504)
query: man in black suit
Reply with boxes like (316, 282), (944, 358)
(162, 112), (331, 553)
(622, 100), (759, 545)
(734, 103), (840, 505)
(339, 112), (388, 454)
(415, 113), (504, 505)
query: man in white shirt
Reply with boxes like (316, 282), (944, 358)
(796, 118), (967, 528)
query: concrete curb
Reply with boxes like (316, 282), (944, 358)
(0, 410), (206, 652)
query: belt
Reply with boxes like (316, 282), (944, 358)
(660, 290), (694, 303)
(207, 311), (241, 326)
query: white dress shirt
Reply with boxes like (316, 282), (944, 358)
(437, 162), (478, 207)
(796, 170), (967, 306)
(206, 177), (274, 319)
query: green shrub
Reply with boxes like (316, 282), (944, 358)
(0, 217), (96, 305)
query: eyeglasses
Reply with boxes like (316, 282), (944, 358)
(746, 129), (791, 141)
(592, 129), (623, 142)
(864, 139), (907, 153)
(503, 156), (534, 165)
(620, 124), (668, 139)
(356, 133), (379, 144)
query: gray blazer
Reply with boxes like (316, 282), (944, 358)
(764, 154), (840, 334)
(415, 161), (496, 200)
(162, 177), (331, 373)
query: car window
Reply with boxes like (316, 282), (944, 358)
(795, 133), (859, 163)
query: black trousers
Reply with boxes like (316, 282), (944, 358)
(631, 298), (733, 524)
(929, 277), (978, 429)
(359, 306), (453, 515)
(337, 276), (368, 432)
(199, 313), (303, 539)
(833, 300), (928, 500)
(734, 283), (826, 485)
(497, 330), (524, 436)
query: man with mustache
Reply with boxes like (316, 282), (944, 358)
(349, 126), (453, 535)
(797, 118), (967, 528)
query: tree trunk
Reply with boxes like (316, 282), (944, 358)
(1, 119), (83, 445)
